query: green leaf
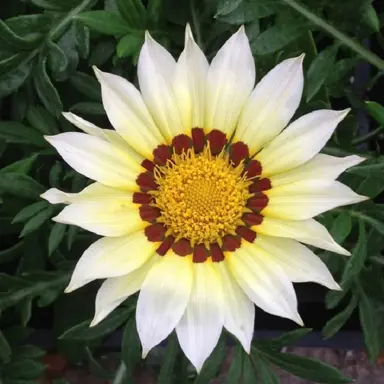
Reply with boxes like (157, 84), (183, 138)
(88, 40), (116, 67)
(251, 23), (306, 55)
(49, 223), (67, 255)
(30, 0), (84, 11)
(5, 14), (53, 35)
(117, 0), (146, 28)
(254, 345), (352, 383)
(74, 21), (90, 59)
(37, 288), (62, 307)
(122, 316), (141, 376)
(85, 347), (113, 379)
(0, 121), (46, 147)
(147, 0), (163, 26)
(13, 201), (49, 223)
(0, 52), (29, 74)
(216, 0), (243, 16)
(116, 33), (144, 58)
(272, 328), (313, 347)
(47, 42), (69, 81)
(0, 19), (42, 50)
(252, 354), (280, 384)
(0, 155), (38, 175)
(305, 45), (338, 102)
(340, 220), (367, 286)
(33, 56), (63, 117)
(69, 71), (101, 101)
(358, 287), (382, 362)
(20, 206), (54, 237)
(241, 353), (257, 383)
(70, 102), (106, 115)
(26, 105), (59, 135)
(158, 333), (178, 384)
(325, 289), (348, 310)
(224, 344), (243, 384)
(0, 173), (45, 199)
(194, 336), (226, 383)
(49, 162), (63, 188)
(330, 211), (352, 244)
(0, 241), (24, 264)
(0, 330), (11, 363)
(14, 345), (45, 359)
(326, 59), (356, 86)
(10, 89), (28, 121)
(59, 306), (133, 341)
(0, 61), (33, 98)
(75, 11), (134, 36)
(323, 295), (358, 339)
(4, 360), (46, 380)
(365, 101), (384, 126)
(362, 4), (380, 32)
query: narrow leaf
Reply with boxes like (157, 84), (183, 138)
(158, 333), (178, 384)
(26, 105), (59, 135)
(69, 71), (101, 101)
(13, 201), (49, 223)
(122, 315), (142, 376)
(0, 330), (11, 363)
(365, 101), (384, 126)
(49, 223), (67, 255)
(0, 61), (33, 98)
(20, 206), (54, 237)
(0, 121), (46, 147)
(224, 344), (243, 384)
(117, 0), (146, 28)
(0, 173), (45, 199)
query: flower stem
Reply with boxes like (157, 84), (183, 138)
(112, 361), (127, 384)
(281, 0), (384, 71)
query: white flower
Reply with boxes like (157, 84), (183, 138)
(41, 25), (367, 372)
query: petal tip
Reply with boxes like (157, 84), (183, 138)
(142, 348), (149, 359)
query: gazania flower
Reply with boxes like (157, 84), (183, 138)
(42, 25), (366, 371)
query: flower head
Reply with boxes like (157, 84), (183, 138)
(42, 25), (367, 371)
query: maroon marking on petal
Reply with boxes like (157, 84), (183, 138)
(236, 226), (257, 243)
(206, 130), (227, 155)
(141, 159), (155, 172)
(145, 223), (166, 242)
(133, 192), (153, 204)
(230, 142), (249, 167)
(249, 178), (272, 193)
(172, 134), (192, 155)
(172, 238), (192, 256)
(153, 144), (172, 166)
(191, 128), (205, 153)
(157, 236), (175, 256)
(139, 205), (161, 222)
(136, 172), (157, 192)
(222, 235), (241, 252)
(192, 244), (209, 263)
(247, 193), (269, 211)
(243, 160), (262, 178)
(210, 243), (225, 262)
(242, 213), (264, 226)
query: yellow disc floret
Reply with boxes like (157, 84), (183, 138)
(153, 148), (251, 246)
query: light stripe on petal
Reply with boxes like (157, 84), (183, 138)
(65, 231), (157, 293)
(138, 32), (184, 143)
(270, 154), (365, 187)
(257, 109), (350, 177)
(227, 244), (302, 325)
(254, 216), (350, 256)
(93, 68), (165, 158)
(255, 234), (341, 290)
(214, 262), (254, 353)
(91, 255), (159, 326)
(205, 26), (255, 137)
(235, 55), (304, 154)
(176, 261), (225, 373)
(45, 132), (143, 190)
(173, 24), (209, 132)
(137, 252), (193, 357)
(263, 179), (367, 220)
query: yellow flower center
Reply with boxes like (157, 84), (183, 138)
(153, 148), (251, 246)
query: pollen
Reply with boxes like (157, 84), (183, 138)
(153, 148), (251, 246)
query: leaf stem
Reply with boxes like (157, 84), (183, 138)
(113, 361), (127, 384)
(353, 125), (384, 145)
(281, 0), (384, 71)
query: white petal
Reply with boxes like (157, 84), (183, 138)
(93, 68), (165, 158)
(65, 231), (157, 293)
(138, 32), (184, 142)
(263, 179), (368, 220)
(46, 132), (143, 190)
(257, 109), (350, 176)
(236, 55), (304, 154)
(205, 26), (255, 137)
(91, 255), (158, 326)
(173, 24), (209, 131)
(176, 262), (225, 372)
(270, 154), (365, 187)
(255, 234), (341, 290)
(254, 216), (350, 256)
(214, 262), (254, 353)
(227, 243), (302, 325)
(137, 252), (193, 357)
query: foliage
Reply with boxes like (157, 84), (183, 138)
(0, 0), (383, 382)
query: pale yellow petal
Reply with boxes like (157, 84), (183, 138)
(236, 55), (304, 154)
(65, 231), (157, 293)
(176, 261), (225, 373)
(205, 26), (255, 137)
